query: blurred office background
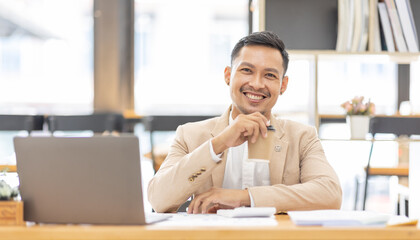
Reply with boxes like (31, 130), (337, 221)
(1, 0), (419, 214)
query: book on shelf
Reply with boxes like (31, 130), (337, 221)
(337, 0), (377, 52)
(336, 0), (419, 53)
(351, 0), (363, 51)
(384, 0), (408, 52)
(394, 0), (419, 52)
(338, 0), (370, 52)
(378, 2), (396, 51)
(337, 0), (356, 52)
(351, 0), (370, 51)
(336, 0), (348, 51)
(347, 0), (356, 51)
(359, 0), (370, 51)
(368, 0), (382, 52)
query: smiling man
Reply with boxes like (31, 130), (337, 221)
(148, 31), (342, 213)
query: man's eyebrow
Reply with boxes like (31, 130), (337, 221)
(238, 62), (281, 75)
(265, 67), (280, 75)
(238, 62), (256, 68)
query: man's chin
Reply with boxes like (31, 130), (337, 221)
(237, 106), (266, 116)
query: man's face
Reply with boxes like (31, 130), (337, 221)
(225, 45), (289, 119)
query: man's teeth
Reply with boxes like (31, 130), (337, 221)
(245, 93), (263, 100)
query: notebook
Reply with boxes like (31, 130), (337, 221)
(14, 135), (170, 225)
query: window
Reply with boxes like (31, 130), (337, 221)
(134, 0), (249, 115)
(273, 57), (313, 124)
(0, 0), (93, 114)
(318, 55), (397, 116)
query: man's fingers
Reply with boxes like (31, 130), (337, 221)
(207, 204), (220, 214)
(188, 188), (247, 214)
(189, 191), (213, 214)
(188, 195), (202, 214)
(258, 119), (268, 138)
(250, 112), (269, 125)
(240, 115), (268, 141)
(248, 114), (269, 138)
(192, 198), (202, 214)
(242, 120), (259, 143)
(187, 198), (196, 214)
(201, 198), (215, 214)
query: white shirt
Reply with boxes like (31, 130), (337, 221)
(209, 112), (271, 207)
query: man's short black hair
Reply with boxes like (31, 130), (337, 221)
(231, 31), (289, 76)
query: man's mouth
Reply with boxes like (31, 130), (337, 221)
(244, 92), (266, 100)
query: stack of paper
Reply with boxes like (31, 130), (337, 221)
(288, 210), (391, 226)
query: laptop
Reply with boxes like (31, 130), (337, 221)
(14, 135), (170, 225)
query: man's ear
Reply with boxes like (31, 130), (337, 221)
(224, 66), (231, 86)
(280, 76), (289, 95)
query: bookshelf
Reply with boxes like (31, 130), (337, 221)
(252, 0), (420, 129)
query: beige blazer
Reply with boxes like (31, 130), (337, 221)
(148, 107), (342, 213)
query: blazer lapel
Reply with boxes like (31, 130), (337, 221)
(269, 115), (288, 185)
(210, 107), (231, 188)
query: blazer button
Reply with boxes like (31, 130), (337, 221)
(188, 177), (194, 182)
(200, 168), (206, 172)
(196, 171), (202, 175)
(192, 174), (198, 178)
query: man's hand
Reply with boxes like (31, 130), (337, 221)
(211, 112), (269, 155)
(187, 188), (251, 214)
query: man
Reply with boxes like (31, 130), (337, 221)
(148, 31), (342, 214)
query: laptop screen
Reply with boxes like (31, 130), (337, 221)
(14, 135), (147, 225)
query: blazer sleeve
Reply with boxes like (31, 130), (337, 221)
(248, 127), (342, 211)
(147, 125), (219, 213)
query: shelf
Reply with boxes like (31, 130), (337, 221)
(319, 114), (420, 119)
(288, 50), (420, 56)
(0, 165), (17, 172)
(288, 50), (420, 63)
(319, 114), (420, 127)
(320, 138), (420, 142)
(366, 166), (409, 177)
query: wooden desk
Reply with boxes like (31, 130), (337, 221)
(1, 215), (419, 240)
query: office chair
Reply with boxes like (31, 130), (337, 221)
(142, 115), (215, 173)
(0, 115), (44, 133)
(356, 116), (420, 213)
(46, 113), (125, 134)
(0, 115), (44, 172)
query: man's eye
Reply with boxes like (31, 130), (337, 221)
(241, 68), (252, 73)
(266, 73), (277, 79)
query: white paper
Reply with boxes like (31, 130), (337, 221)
(288, 210), (391, 226)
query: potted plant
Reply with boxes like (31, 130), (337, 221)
(341, 96), (375, 139)
(0, 174), (24, 225)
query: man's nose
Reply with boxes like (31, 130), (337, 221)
(248, 74), (264, 89)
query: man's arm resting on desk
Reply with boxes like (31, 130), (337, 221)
(249, 177), (342, 211)
(250, 128), (342, 211)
